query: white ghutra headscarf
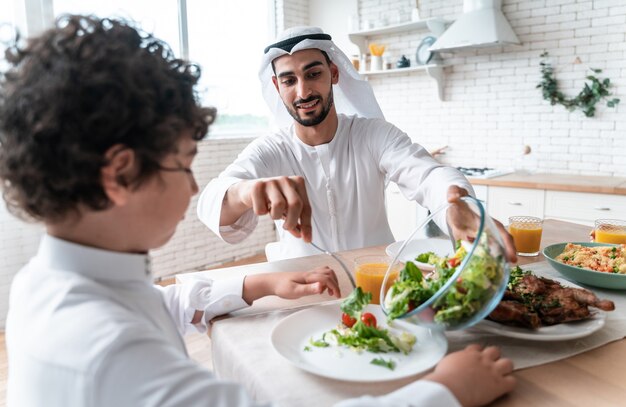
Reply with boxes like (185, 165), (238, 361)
(259, 26), (384, 128)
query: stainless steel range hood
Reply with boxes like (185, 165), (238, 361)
(429, 0), (521, 53)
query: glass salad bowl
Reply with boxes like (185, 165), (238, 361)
(380, 196), (511, 331)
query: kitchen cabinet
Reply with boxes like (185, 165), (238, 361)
(469, 173), (626, 226)
(544, 191), (626, 227)
(486, 186), (545, 225)
(385, 183), (428, 241)
(387, 173), (626, 240)
(348, 18), (451, 100)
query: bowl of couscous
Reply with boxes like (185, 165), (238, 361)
(543, 242), (626, 290)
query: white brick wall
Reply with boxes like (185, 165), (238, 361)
(357, 0), (626, 177)
(279, 0), (309, 31)
(0, 205), (44, 328)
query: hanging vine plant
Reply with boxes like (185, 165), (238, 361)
(537, 52), (619, 117)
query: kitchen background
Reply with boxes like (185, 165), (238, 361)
(0, 0), (624, 329)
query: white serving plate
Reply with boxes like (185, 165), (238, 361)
(271, 303), (447, 382)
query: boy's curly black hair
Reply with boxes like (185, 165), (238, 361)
(0, 15), (216, 222)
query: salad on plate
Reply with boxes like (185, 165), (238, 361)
(308, 287), (416, 370)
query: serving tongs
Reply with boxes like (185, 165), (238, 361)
(310, 242), (356, 289)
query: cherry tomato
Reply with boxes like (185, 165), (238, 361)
(407, 300), (416, 312)
(360, 312), (377, 328)
(448, 257), (460, 268)
(341, 312), (356, 328)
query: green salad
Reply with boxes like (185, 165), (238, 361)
(308, 287), (416, 369)
(384, 235), (505, 326)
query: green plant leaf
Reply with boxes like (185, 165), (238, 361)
(538, 52), (619, 117)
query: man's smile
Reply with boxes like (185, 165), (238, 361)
(295, 97), (320, 111)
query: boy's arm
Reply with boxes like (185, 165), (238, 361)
(159, 267), (340, 335)
(156, 276), (249, 335)
(98, 329), (276, 407)
(335, 345), (515, 407)
(334, 381), (460, 407)
(241, 268), (340, 304)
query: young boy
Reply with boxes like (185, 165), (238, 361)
(0, 15), (515, 407)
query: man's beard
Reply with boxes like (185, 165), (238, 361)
(285, 89), (334, 127)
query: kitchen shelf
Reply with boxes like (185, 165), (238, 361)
(348, 18), (451, 101)
(361, 64), (447, 101)
(361, 63), (447, 76)
(348, 18), (449, 56)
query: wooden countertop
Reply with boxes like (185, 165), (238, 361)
(469, 172), (626, 195)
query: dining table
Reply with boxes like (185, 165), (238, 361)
(177, 219), (626, 406)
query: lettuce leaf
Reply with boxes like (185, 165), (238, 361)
(340, 286), (371, 318)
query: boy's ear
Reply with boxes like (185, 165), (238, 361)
(101, 144), (136, 206)
(272, 75), (279, 92)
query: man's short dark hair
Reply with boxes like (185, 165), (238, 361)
(0, 15), (215, 222)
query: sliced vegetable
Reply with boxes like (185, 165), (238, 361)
(341, 312), (357, 328)
(370, 357), (396, 370)
(360, 312), (377, 328)
(448, 257), (460, 268)
(309, 337), (329, 348)
(325, 320), (400, 353)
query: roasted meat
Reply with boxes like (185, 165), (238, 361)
(489, 300), (541, 329)
(488, 268), (615, 329)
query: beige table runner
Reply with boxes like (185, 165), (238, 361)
(210, 261), (626, 406)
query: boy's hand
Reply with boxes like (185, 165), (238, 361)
(272, 267), (341, 299)
(243, 267), (341, 304)
(424, 344), (516, 407)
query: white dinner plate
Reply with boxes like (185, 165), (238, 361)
(474, 278), (607, 341)
(271, 303), (447, 382)
(385, 238), (453, 271)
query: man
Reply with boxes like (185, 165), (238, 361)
(197, 26), (514, 261)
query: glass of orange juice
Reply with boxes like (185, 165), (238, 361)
(594, 219), (626, 244)
(354, 255), (399, 305)
(508, 216), (543, 257)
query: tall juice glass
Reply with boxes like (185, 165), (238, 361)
(508, 216), (543, 256)
(354, 255), (399, 305)
(594, 219), (626, 244)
